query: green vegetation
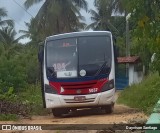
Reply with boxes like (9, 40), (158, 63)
(0, 0), (88, 120)
(117, 73), (160, 114)
(23, 0), (88, 42)
(0, 114), (18, 121)
(86, 0), (125, 37)
(0, 84), (49, 120)
(19, 84), (50, 115)
(1, 0), (160, 120)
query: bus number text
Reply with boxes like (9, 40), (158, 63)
(89, 88), (98, 93)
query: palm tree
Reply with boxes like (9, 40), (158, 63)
(0, 27), (21, 45)
(0, 8), (14, 48)
(24, 0), (88, 40)
(0, 8), (22, 59)
(86, 0), (118, 32)
(0, 27), (23, 58)
(19, 18), (46, 43)
(19, 22), (31, 39)
(0, 7), (14, 44)
(0, 8), (14, 28)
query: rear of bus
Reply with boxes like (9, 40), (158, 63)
(39, 31), (116, 117)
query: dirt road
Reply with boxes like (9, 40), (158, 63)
(0, 92), (148, 133)
(0, 104), (148, 133)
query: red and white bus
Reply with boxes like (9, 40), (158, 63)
(38, 31), (116, 117)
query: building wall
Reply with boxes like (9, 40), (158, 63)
(133, 71), (143, 84)
(129, 64), (134, 86)
(129, 64), (143, 85)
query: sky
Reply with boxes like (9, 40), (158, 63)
(0, 0), (95, 44)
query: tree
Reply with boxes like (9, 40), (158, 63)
(24, 0), (88, 41)
(86, 0), (113, 30)
(0, 27), (19, 45)
(86, 0), (126, 37)
(19, 22), (31, 39)
(0, 7), (14, 44)
(0, 27), (22, 59)
(124, 0), (160, 74)
(0, 8), (14, 28)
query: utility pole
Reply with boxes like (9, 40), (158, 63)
(125, 13), (131, 78)
(126, 13), (131, 57)
(126, 19), (129, 56)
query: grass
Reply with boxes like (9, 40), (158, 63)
(117, 73), (160, 115)
(0, 83), (50, 121)
(19, 84), (50, 115)
(0, 114), (18, 121)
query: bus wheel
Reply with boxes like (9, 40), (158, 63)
(104, 103), (114, 114)
(52, 108), (70, 117)
(52, 109), (63, 117)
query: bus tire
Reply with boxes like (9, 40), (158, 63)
(104, 103), (114, 114)
(52, 108), (70, 117)
(52, 109), (63, 117)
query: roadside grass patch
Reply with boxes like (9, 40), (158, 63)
(0, 114), (18, 121)
(0, 84), (50, 121)
(153, 102), (160, 113)
(19, 84), (50, 115)
(117, 73), (160, 114)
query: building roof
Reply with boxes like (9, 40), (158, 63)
(117, 56), (140, 64)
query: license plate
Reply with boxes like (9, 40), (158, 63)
(74, 96), (86, 101)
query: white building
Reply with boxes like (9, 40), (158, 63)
(117, 56), (144, 86)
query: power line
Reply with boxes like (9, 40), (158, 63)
(12, 0), (34, 18)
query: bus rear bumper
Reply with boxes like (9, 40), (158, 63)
(45, 89), (116, 109)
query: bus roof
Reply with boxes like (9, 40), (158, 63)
(46, 31), (112, 42)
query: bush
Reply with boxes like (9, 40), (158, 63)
(25, 52), (39, 84)
(15, 47), (40, 84)
(0, 56), (27, 93)
(0, 44), (45, 119)
(0, 114), (18, 121)
(117, 73), (160, 114)
(0, 84), (47, 118)
(0, 45), (40, 93)
(0, 87), (17, 101)
(19, 84), (49, 115)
